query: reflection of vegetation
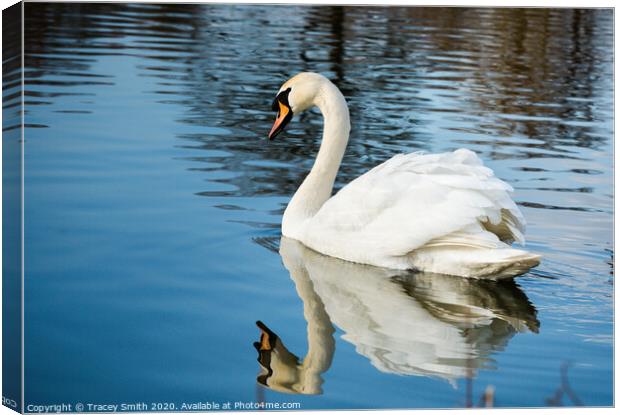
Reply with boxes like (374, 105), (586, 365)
(462, 9), (611, 156)
(545, 361), (583, 406)
(3, 3), (22, 131)
(24, 4), (612, 206)
(472, 361), (583, 408)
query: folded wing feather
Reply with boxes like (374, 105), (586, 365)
(309, 149), (526, 256)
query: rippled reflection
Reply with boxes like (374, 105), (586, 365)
(255, 238), (539, 393)
(24, 4), (612, 205)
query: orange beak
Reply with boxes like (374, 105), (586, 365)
(268, 100), (292, 140)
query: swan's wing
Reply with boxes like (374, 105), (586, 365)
(309, 148), (525, 256)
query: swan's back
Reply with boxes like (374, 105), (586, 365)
(295, 149), (539, 278)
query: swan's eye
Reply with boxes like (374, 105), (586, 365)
(272, 87), (292, 112)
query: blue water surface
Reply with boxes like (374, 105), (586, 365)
(18, 3), (613, 410)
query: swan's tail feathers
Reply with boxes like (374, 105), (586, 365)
(486, 250), (542, 279)
(409, 246), (541, 279)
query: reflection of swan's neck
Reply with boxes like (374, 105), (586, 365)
(280, 239), (336, 394)
(283, 82), (350, 233)
(293, 262), (335, 394)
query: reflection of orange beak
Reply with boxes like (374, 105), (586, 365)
(259, 329), (272, 351)
(255, 320), (278, 351)
(268, 100), (292, 140)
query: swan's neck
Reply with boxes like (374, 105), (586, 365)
(283, 83), (350, 234)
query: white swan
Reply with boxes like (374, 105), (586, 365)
(269, 72), (540, 278)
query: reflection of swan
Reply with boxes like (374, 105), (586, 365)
(253, 238), (335, 395)
(268, 72), (540, 278)
(255, 237), (538, 392)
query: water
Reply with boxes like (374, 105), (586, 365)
(13, 3), (613, 410)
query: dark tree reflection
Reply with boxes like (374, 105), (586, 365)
(23, 4), (613, 209)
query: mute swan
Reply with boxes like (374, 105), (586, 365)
(254, 237), (538, 391)
(269, 72), (541, 279)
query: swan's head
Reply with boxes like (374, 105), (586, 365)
(268, 72), (328, 140)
